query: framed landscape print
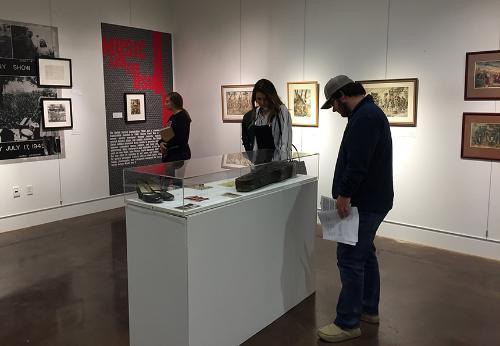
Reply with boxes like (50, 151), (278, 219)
(461, 113), (500, 161)
(360, 78), (418, 127)
(464, 50), (500, 100)
(221, 84), (254, 123)
(37, 57), (72, 88)
(287, 81), (319, 127)
(124, 93), (146, 122)
(41, 98), (73, 130)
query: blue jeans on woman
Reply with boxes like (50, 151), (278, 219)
(334, 211), (387, 330)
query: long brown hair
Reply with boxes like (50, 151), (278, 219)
(251, 79), (283, 122)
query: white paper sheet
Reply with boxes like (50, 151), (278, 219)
(318, 196), (359, 245)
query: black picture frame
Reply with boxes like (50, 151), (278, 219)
(37, 57), (73, 88)
(124, 93), (147, 123)
(41, 98), (73, 130)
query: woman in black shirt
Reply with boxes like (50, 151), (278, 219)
(159, 92), (192, 162)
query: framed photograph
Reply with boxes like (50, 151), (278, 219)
(37, 57), (72, 88)
(465, 50), (500, 100)
(360, 78), (418, 127)
(221, 152), (253, 169)
(287, 81), (319, 127)
(41, 98), (73, 130)
(124, 93), (146, 122)
(461, 113), (500, 161)
(221, 84), (254, 123)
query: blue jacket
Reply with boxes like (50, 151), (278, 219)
(332, 95), (394, 213)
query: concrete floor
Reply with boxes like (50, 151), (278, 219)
(0, 208), (499, 345)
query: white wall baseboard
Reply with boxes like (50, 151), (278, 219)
(379, 221), (500, 262)
(0, 195), (126, 234)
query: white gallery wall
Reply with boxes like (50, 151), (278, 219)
(0, 0), (174, 231)
(0, 0), (499, 260)
(171, 0), (500, 259)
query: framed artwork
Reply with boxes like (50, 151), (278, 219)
(464, 50), (500, 100)
(461, 113), (500, 161)
(221, 84), (254, 123)
(287, 81), (319, 127)
(124, 93), (146, 122)
(360, 78), (418, 127)
(41, 98), (73, 130)
(221, 152), (253, 169)
(37, 57), (72, 88)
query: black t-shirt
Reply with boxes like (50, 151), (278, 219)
(160, 109), (192, 162)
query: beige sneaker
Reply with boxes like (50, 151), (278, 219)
(360, 313), (380, 324)
(317, 323), (361, 343)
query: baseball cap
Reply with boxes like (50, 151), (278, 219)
(321, 75), (354, 109)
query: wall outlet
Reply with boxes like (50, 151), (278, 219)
(26, 185), (33, 196)
(13, 186), (20, 198)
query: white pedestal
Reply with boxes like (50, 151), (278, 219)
(126, 177), (317, 346)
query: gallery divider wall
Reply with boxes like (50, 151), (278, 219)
(170, 0), (500, 260)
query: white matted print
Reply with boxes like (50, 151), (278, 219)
(287, 81), (319, 127)
(124, 93), (146, 122)
(41, 98), (73, 130)
(221, 84), (254, 122)
(37, 57), (72, 88)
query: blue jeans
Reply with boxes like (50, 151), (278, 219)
(334, 211), (387, 329)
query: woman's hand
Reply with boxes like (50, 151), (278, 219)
(159, 142), (168, 154)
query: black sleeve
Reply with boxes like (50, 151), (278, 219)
(242, 122), (250, 151)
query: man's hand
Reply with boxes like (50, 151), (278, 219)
(336, 195), (351, 219)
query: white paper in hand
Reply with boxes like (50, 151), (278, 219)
(318, 196), (359, 245)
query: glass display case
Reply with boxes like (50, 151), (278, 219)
(125, 150), (319, 346)
(123, 149), (319, 216)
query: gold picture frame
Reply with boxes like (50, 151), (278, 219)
(360, 78), (418, 127)
(287, 81), (319, 127)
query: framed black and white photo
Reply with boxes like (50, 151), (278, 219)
(41, 98), (73, 130)
(124, 93), (146, 122)
(37, 57), (72, 88)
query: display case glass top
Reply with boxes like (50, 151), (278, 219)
(124, 150), (318, 216)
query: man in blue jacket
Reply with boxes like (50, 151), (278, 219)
(317, 75), (394, 343)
